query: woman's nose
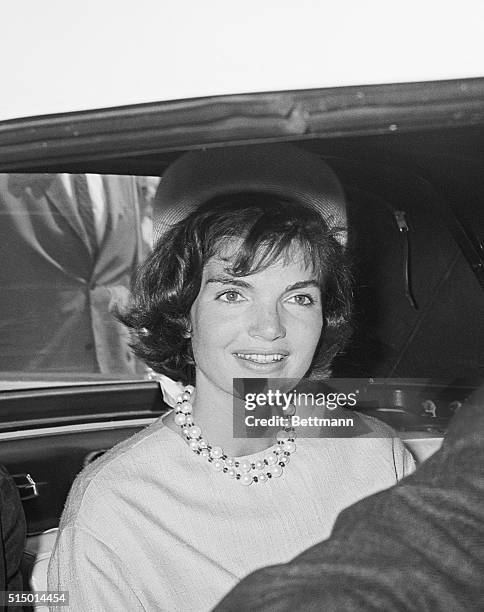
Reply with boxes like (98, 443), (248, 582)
(248, 305), (286, 341)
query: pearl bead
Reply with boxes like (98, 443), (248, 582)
(239, 460), (252, 473)
(189, 440), (199, 451)
(255, 459), (265, 470)
(258, 473), (268, 483)
(212, 459), (224, 471)
(182, 392), (192, 402)
(271, 465), (283, 478)
(198, 439), (208, 449)
(284, 441), (296, 454)
(180, 401), (192, 414)
(265, 454), (277, 466)
(210, 446), (223, 459)
(185, 385), (195, 394)
(279, 455), (290, 465)
(189, 426), (201, 439)
(225, 457), (235, 467)
(174, 413), (186, 426)
(182, 427), (190, 436)
(240, 474), (253, 486)
(200, 449), (210, 458)
(227, 468), (237, 478)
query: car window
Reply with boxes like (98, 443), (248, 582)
(0, 173), (160, 390)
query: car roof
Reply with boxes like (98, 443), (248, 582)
(2, 1), (484, 122)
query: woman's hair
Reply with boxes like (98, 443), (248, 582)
(118, 192), (353, 383)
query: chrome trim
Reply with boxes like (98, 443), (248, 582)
(0, 418), (157, 441)
(83, 449), (108, 467)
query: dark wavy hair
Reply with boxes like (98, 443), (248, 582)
(118, 192), (353, 383)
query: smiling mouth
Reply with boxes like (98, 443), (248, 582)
(234, 353), (286, 364)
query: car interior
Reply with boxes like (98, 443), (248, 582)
(0, 78), (483, 608)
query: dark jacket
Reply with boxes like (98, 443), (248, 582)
(0, 465), (26, 594)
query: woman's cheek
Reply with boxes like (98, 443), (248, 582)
(291, 308), (323, 332)
(192, 310), (239, 347)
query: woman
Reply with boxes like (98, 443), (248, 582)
(48, 145), (414, 611)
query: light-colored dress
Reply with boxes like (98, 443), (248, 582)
(48, 414), (414, 611)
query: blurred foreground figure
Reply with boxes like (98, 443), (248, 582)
(215, 387), (484, 612)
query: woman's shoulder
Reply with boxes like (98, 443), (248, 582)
(301, 409), (415, 476)
(59, 417), (179, 527)
(354, 411), (401, 438)
(346, 411), (416, 477)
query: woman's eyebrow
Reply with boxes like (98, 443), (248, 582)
(205, 275), (252, 288)
(285, 280), (320, 291)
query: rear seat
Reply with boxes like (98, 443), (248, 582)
(22, 529), (58, 611)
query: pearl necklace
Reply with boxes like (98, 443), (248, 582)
(174, 386), (297, 486)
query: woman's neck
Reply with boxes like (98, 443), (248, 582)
(166, 378), (275, 457)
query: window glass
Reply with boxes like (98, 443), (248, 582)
(0, 173), (160, 389)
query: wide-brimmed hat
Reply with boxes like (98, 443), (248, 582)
(153, 143), (347, 245)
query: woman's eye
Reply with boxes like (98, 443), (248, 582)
(287, 294), (314, 306)
(218, 290), (245, 303)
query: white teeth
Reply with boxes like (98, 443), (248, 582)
(235, 353), (285, 364)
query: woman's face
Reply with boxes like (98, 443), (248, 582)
(189, 243), (324, 398)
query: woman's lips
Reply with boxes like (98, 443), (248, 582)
(234, 352), (286, 364)
(232, 352), (288, 371)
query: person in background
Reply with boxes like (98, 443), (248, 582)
(215, 387), (484, 612)
(0, 173), (153, 378)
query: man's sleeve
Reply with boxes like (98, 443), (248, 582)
(0, 465), (26, 594)
(48, 525), (145, 612)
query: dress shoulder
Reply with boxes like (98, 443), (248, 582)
(59, 417), (173, 527)
(356, 412), (401, 437)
